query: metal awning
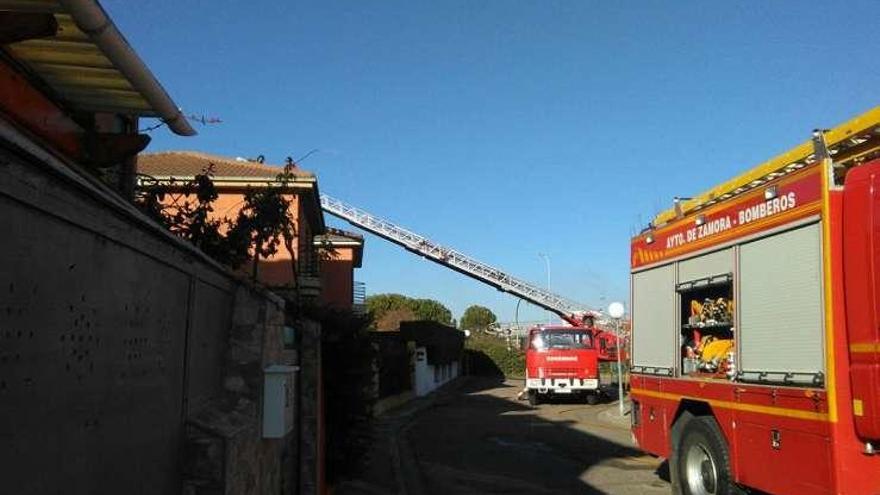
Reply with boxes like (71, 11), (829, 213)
(0, 0), (195, 135)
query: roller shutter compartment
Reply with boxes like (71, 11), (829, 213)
(678, 248), (733, 283)
(739, 223), (824, 384)
(632, 264), (676, 374)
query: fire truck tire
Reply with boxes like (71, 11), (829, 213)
(676, 417), (743, 495)
(585, 392), (600, 405)
(528, 390), (539, 406)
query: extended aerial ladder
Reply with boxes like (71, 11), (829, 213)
(320, 194), (588, 323)
(319, 194), (623, 360)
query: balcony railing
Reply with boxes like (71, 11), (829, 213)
(353, 281), (366, 315)
(297, 245), (320, 278)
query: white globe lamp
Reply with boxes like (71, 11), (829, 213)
(608, 302), (625, 319)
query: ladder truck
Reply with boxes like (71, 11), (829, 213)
(630, 106), (880, 494)
(320, 194), (624, 404)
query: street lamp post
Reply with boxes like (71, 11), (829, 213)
(538, 253), (551, 325)
(515, 298), (522, 330)
(608, 302), (626, 417)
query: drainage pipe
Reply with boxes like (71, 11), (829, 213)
(58, 0), (196, 136)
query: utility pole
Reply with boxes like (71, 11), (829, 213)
(514, 298), (522, 332)
(608, 302), (626, 417)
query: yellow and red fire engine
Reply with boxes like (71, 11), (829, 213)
(630, 107), (880, 494)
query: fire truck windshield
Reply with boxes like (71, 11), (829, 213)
(531, 330), (592, 350)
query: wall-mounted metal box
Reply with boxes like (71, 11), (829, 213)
(262, 364), (298, 439)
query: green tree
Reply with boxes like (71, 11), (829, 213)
(299, 304), (375, 483)
(228, 167), (297, 279)
(134, 164), (296, 276)
(410, 298), (453, 325)
(460, 305), (497, 331)
(366, 294), (410, 318)
(365, 293), (453, 328)
(375, 307), (416, 331)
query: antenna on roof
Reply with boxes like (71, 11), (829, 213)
(296, 148), (320, 163)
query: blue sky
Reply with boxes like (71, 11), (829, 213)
(106, 1), (880, 323)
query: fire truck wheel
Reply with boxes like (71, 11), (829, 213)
(528, 390), (539, 406)
(585, 392), (600, 405)
(677, 417), (741, 495)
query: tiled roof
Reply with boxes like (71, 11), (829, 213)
(137, 151), (315, 180)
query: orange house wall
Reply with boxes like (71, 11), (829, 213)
(318, 247), (355, 309)
(162, 190), (306, 287)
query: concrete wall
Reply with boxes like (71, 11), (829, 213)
(0, 122), (300, 494)
(0, 131), (234, 493)
(412, 346), (460, 397)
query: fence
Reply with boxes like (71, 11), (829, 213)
(353, 281), (366, 316)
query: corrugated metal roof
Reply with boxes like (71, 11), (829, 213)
(0, 0), (193, 133)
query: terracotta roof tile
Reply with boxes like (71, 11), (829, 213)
(137, 151), (315, 180)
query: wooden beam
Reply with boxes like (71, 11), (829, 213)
(82, 132), (150, 168)
(0, 58), (83, 159)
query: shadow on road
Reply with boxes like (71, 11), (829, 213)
(655, 459), (671, 483)
(400, 376), (655, 495)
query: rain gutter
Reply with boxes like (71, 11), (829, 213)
(58, 0), (196, 136)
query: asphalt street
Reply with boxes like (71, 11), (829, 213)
(338, 377), (671, 495)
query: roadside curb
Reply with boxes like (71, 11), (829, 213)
(385, 377), (472, 495)
(379, 375), (468, 420)
(597, 400), (632, 429)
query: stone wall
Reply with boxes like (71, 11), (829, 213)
(184, 286), (294, 495)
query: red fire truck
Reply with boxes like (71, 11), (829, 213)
(630, 107), (880, 494)
(524, 324), (602, 405)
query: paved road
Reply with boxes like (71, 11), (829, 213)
(338, 377), (671, 495)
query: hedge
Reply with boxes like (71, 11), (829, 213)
(464, 332), (525, 378)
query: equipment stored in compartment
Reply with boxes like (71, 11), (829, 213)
(678, 274), (736, 379)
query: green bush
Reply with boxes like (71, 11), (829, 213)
(465, 333), (525, 378)
(301, 304), (375, 483)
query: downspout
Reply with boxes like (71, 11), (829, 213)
(58, 0), (197, 136)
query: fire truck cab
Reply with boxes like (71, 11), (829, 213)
(524, 325), (601, 405)
(630, 108), (880, 495)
